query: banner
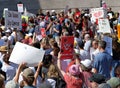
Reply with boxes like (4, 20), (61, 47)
(5, 10), (21, 28)
(9, 42), (45, 67)
(41, 28), (46, 38)
(60, 36), (74, 60)
(90, 7), (107, 22)
(103, 36), (112, 56)
(17, 4), (23, 13)
(98, 18), (111, 33)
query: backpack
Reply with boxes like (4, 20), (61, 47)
(50, 77), (66, 88)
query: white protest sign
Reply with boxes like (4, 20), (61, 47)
(9, 42), (45, 67)
(90, 7), (107, 20)
(103, 36), (112, 56)
(98, 19), (111, 33)
(5, 10), (21, 28)
(17, 4), (24, 13)
(3, 8), (8, 17)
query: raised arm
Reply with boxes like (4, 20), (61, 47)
(33, 62), (43, 86)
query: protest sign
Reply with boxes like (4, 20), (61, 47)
(5, 10), (21, 28)
(3, 8), (8, 18)
(90, 7), (107, 22)
(41, 28), (46, 38)
(103, 36), (112, 56)
(9, 42), (45, 67)
(98, 18), (111, 33)
(0, 39), (5, 46)
(17, 4), (23, 13)
(60, 36), (74, 60)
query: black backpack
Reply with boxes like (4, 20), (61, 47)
(50, 77), (66, 88)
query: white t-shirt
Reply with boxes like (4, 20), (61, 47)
(1, 62), (18, 84)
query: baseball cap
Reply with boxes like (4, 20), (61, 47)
(69, 64), (80, 76)
(5, 80), (19, 88)
(107, 77), (120, 88)
(88, 73), (105, 84)
(22, 68), (34, 78)
(5, 29), (11, 33)
(81, 59), (92, 69)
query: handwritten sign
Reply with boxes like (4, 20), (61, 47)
(5, 10), (21, 28)
(90, 7), (107, 22)
(98, 18), (111, 33)
(60, 36), (74, 60)
(41, 28), (46, 38)
(17, 4), (23, 13)
(9, 42), (45, 67)
(103, 36), (112, 56)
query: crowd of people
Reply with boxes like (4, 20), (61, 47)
(0, 5), (120, 88)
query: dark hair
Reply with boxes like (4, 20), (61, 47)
(42, 54), (53, 67)
(32, 42), (40, 49)
(78, 41), (84, 49)
(98, 41), (106, 50)
(74, 32), (79, 38)
(115, 65), (120, 77)
(23, 76), (34, 86)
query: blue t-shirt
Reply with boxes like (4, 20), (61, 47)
(93, 51), (112, 79)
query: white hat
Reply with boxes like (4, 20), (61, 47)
(51, 10), (55, 13)
(102, 1), (105, 3)
(26, 33), (33, 37)
(81, 59), (92, 68)
(5, 29), (11, 33)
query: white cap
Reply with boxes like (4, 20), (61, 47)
(26, 33), (33, 37)
(5, 29), (11, 33)
(102, 1), (105, 3)
(81, 59), (92, 68)
(51, 10), (55, 13)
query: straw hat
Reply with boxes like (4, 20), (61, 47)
(0, 46), (8, 52)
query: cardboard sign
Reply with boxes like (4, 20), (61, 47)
(9, 42), (45, 67)
(5, 10), (21, 28)
(60, 36), (74, 60)
(40, 28), (46, 38)
(98, 19), (111, 33)
(103, 36), (112, 56)
(90, 7), (107, 21)
(17, 4), (23, 13)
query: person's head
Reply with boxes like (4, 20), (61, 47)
(39, 82), (52, 88)
(74, 31), (80, 38)
(80, 59), (92, 71)
(98, 83), (111, 88)
(84, 34), (90, 41)
(92, 40), (98, 49)
(89, 73), (106, 88)
(0, 74), (5, 88)
(42, 54), (53, 67)
(69, 64), (80, 77)
(78, 41), (84, 49)
(107, 77), (120, 88)
(115, 65), (120, 78)
(47, 64), (59, 78)
(22, 68), (34, 86)
(40, 37), (50, 49)
(5, 80), (19, 88)
(98, 41), (106, 51)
